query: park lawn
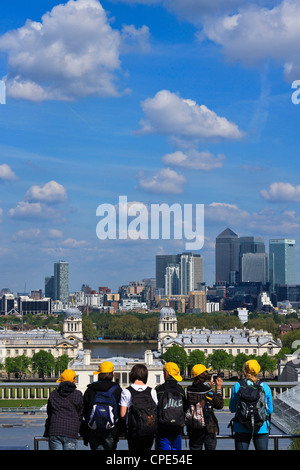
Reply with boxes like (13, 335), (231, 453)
(0, 399), (47, 408)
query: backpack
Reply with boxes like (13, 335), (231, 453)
(231, 379), (268, 432)
(157, 385), (185, 429)
(127, 386), (157, 438)
(88, 384), (119, 431)
(185, 390), (212, 429)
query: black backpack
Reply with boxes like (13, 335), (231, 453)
(127, 386), (157, 438)
(157, 385), (185, 429)
(230, 379), (268, 433)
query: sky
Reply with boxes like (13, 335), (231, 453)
(0, 0), (300, 294)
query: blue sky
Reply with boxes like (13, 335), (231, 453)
(0, 0), (299, 293)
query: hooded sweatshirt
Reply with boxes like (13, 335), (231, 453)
(44, 381), (84, 439)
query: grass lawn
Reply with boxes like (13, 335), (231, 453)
(0, 399), (47, 408)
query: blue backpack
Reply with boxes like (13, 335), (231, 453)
(88, 385), (119, 431)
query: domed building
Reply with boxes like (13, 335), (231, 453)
(157, 300), (178, 353)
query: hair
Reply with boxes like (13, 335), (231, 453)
(243, 364), (258, 383)
(98, 372), (114, 381)
(129, 364), (148, 384)
(193, 371), (208, 384)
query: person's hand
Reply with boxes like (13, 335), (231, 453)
(215, 377), (223, 390)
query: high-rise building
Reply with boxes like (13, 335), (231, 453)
(241, 253), (269, 283)
(164, 265), (180, 296)
(157, 252), (203, 295)
(269, 239), (296, 288)
(215, 228), (240, 285)
(54, 261), (69, 302)
(239, 236), (265, 255)
(45, 276), (55, 299)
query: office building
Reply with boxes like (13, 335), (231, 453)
(165, 265), (180, 296)
(241, 253), (269, 283)
(157, 252), (203, 295)
(215, 228), (240, 285)
(54, 261), (69, 302)
(269, 239), (296, 288)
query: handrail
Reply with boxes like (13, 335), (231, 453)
(33, 433), (300, 451)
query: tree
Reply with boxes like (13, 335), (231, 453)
(55, 354), (70, 376)
(257, 353), (277, 378)
(188, 349), (206, 369)
(12, 355), (31, 380)
(31, 350), (55, 381)
(207, 350), (231, 373)
(234, 353), (249, 375)
(161, 345), (188, 375)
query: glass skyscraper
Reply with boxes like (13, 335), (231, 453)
(54, 261), (69, 302)
(269, 239), (296, 288)
(215, 228), (240, 285)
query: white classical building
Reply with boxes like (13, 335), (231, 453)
(69, 349), (165, 394)
(157, 303), (282, 357)
(0, 306), (83, 364)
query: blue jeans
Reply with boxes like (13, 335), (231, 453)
(157, 434), (182, 450)
(49, 435), (78, 450)
(235, 433), (269, 450)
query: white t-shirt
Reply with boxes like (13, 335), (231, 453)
(119, 384), (158, 409)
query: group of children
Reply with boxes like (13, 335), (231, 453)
(44, 358), (273, 451)
(44, 360), (224, 451)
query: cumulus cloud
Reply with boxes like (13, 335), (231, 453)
(0, 0), (123, 101)
(162, 149), (225, 171)
(201, 0), (300, 81)
(13, 228), (41, 242)
(137, 90), (244, 141)
(25, 181), (67, 204)
(0, 164), (17, 181)
(261, 182), (300, 202)
(138, 167), (186, 194)
(8, 201), (59, 220)
(61, 238), (88, 248)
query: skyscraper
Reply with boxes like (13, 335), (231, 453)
(241, 253), (269, 283)
(54, 261), (69, 302)
(156, 252), (203, 295)
(269, 239), (296, 288)
(215, 228), (240, 285)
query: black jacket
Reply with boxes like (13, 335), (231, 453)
(186, 381), (223, 434)
(81, 379), (123, 443)
(44, 381), (84, 439)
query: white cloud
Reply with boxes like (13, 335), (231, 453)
(0, 0), (122, 101)
(13, 229), (41, 242)
(25, 181), (67, 204)
(61, 238), (88, 248)
(8, 201), (62, 220)
(201, 0), (300, 81)
(138, 90), (244, 140)
(138, 167), (186, 194)
(47, 229), (63, 239)
(261, 182), (300, 202)
(0, 164), (17, 181)
(162, 149), (225, 171)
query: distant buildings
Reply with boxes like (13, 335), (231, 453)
(45, 261), (69, 303)
(157, 302), (282, 356)
(156, 252), (203, 296)
(215, 228), (240, 285)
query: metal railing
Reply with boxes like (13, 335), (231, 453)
(33, 433), (300, 451)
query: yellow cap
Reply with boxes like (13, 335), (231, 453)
(191, 364), (212, 378)
(245, 359), (260, 375)
(56, 369), (76, 383)
(164, 362), (182, 381)
(93, 361), (114, 375)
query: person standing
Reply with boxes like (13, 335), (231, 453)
(82, 361), (122, 450)
(186, 364), (223, 450)
(44, 369), (83, 450)
(120, 363), (158, 451)
(156, 362), (186, 450)
(229, 359), (273, 450)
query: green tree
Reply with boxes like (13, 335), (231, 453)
(257, 353), (277, 378)
(234, 353), (249, 374)
(55, 354), (70, 376)
(161, 345), (188, 375)
(82, 316), (98, 341)
(188, 349), (206, 368)
(12, 354), (31, 380)
(207, 349), (231, 373)
(31, 350), (55, 381)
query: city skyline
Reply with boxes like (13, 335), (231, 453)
(0, 0), (300, 293)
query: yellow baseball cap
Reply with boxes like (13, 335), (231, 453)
(245, 359), (261, 375)
(56, 369), (76, 383)
(191, 364), (212, 378)
(164, 362), (182, 381)
(93, 361), (114, 375)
